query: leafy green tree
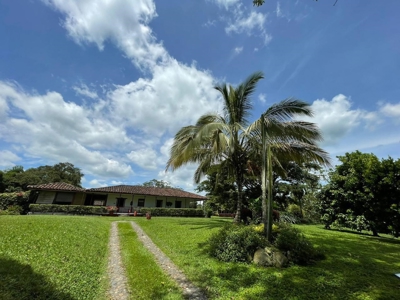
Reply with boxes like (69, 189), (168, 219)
(0, 162), (84, 192)
(167, 72), (264, 223)
(319, 151), (400, 237)
(141, 179), (175, 188)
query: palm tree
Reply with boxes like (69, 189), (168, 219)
(166, 72), (264, 222)
(246, 99), (331, 240)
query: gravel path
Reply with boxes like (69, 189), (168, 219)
(129, 221), (207, 300)
(107, 222), (129, 300)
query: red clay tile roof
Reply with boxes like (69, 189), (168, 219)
(28, 182), (85, 192)
(86, 185), (206, 200)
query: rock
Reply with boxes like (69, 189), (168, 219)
(253, 249), (273, 266)
(272, 251), (289, 268)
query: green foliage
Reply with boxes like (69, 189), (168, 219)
(0, 162), (83, 192)
(274, 226), (323, 265)
(0, 191), (31, 214)
(287, 204), (303, 219)
(29, 204), (107, 215)
(139, 207), (204, 217)
(208, 224), (268, 262)
(141, 179), (178, 189)
(318, 151), (400, 237)
(0, 205), (23, 215)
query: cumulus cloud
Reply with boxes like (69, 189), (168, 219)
(0, 150), (20, 168)
(0, 81), (133, 178)
(41, 0), (168, 69)
(380, 102), (400, 118)
(73, 83), (98, 99)
(302, 94), (383, 146)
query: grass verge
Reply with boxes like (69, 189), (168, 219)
(118, 222), (183, 300)
(133, 217), (400, 300)
(0, 215), (111, 300)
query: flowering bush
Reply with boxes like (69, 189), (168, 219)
(106, 206), (118, 213)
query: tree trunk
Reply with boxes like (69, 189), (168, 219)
(266, 144), (273, 242)
(234, 167), (243, 223)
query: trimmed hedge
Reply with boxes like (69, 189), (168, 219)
(139, 208), (204, 217)
(29, 204), (107, 215)
(0, 191), (31, 214)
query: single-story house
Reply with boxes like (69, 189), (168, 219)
(29, 182), (206, 212)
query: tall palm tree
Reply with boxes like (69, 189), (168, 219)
(166, 72), (264, 222)
(246, 99), (331, 240)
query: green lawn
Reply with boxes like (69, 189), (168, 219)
(118, 222), (184, 300)
(133, 217), (400, 300)
(0, 215), (111, 300)
(1, 215), (399, 300)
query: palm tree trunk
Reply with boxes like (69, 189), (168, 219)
(234, 167), (243, 223)
(261, 114), (268, 237)
(266, 145), (273, 241)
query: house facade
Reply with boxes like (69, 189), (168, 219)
(29, 183), (206, 212)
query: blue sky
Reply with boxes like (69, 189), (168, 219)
(0, 0), (399, 191)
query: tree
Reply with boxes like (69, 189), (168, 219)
(167, 72), (264, 223)
(141, 179), (175, 188)
(0, 162), (84, 192)
(246, 100), (330, 240)
(318, 151), (400, 237)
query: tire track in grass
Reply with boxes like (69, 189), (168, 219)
(129, 221), (207, 300)
(107, 222), (129, 300)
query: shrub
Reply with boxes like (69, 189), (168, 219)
(139, 208), (204, 217)
(279, 212), (300, 224)
(29, 204), (107, 215)
(0, 205), (23, 215)
(208, 224), (268, 263)
(287, 204), (303, 219)
(274, 227), (324, 265)
(0, 191), (31, 214)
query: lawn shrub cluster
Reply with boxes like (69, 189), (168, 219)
(140, 208), (204, 217)
(0, 191), (31, 214)
(208, 224), (268, 262)
(274, 226), (324, 265)
(29, 204), (107, 215)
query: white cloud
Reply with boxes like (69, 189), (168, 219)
(380, 102), (400, 118)
(0, 81), (133, 178)
(276, 1), (282, 18)
(41, 0), (168, 69)
(0, 150), (20, 168)
(226, 11), (265, 34)
(211, 0), (240, 9)
(73, 84), (98, 99)
(258, 93), (266, 103)
(127, 148), (158, 170)
(233, 46), (243, 54)
(303, 94), (372, 146)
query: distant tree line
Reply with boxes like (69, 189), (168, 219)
(0, 162), (83, 192)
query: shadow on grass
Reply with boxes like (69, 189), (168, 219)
(0, 257), (74, 300)
(191, 228), (400, 300)
(176, 218), (231, 230)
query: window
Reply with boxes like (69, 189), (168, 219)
(54, 192), (74, 205)
(156, 200), (163, 207)
(85, 194), (107, 206)
(138, 198), (145, 207)
(175, 201), (182, 208)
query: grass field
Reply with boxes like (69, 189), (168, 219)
(118, 222), (183, 300)
(1, 215), (399, 300)
(134, 217), (400, 300)
(0, 215), (111, 300)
